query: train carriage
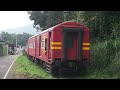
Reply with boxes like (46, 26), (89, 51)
(27, 21), (90, 76)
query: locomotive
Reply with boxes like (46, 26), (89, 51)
(26, 21), (90, 76)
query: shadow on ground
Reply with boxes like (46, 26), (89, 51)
(54, 71), (89, 79)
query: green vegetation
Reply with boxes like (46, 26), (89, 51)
(28, 11), (120, 40)
(15, 55), (55, 79)
(27, 11), (120, 79)
(28, 11), (64, 31)
(84, 39), (120, 79)
(16, 40), (120, 79)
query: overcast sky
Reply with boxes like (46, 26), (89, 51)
(0, 11), (33, 31)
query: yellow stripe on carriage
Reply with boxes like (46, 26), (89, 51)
(51, 47), (62, 49)
(82, 43), (90, 46)
(82, 47), (90, 50)
(51, 42), (62, 45)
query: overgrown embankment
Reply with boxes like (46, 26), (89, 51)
(86, 39), (120, 79)
(11, 39), (120, 79)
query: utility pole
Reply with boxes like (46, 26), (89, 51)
(16, 34), (17, 49)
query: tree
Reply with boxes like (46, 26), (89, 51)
(0, 31), (15, 44)
(0, 32), (32, 46)
(28, 11), (64, 31)
(28, 11), (120, 41)
(63, 11), (76, 21)
(17, 32), (33, 46)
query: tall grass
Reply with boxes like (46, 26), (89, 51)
(87, 38), (120, 79)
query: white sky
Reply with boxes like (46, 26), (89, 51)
(0, 11), (33, 31)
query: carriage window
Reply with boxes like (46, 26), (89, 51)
(33, 42), (35, 48)
(45, 38), (47, 51)
(41, 40), (44, 49)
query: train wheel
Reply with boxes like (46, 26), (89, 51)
(28, 56), (31, 61)
(31, 57), (35, 63)
(50, 64), (59, 77)
(34, 59), (40, 64)
(42, 61), (46, 69)
(27, 55), (30, 60)
(77, 61), (86, 74)
(29, 56), (32, 61)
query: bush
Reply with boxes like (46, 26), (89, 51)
(88, 39), (120, 78)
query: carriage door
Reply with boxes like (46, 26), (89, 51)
(39, 36), (41, 56)
(62, 28), (83, 61)
(48, 32), (51, 59)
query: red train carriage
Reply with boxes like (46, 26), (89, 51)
(27, 21), (90, 76)
(27, 36), (36, 58)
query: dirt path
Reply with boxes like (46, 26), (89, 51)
(0, 54), (19, 79)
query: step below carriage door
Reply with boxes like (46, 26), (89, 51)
(62, 28), (83, 61)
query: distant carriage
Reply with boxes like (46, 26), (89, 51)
(8, 44), (16, 55)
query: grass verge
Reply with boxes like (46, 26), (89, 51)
(15, 55), (55, 79)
